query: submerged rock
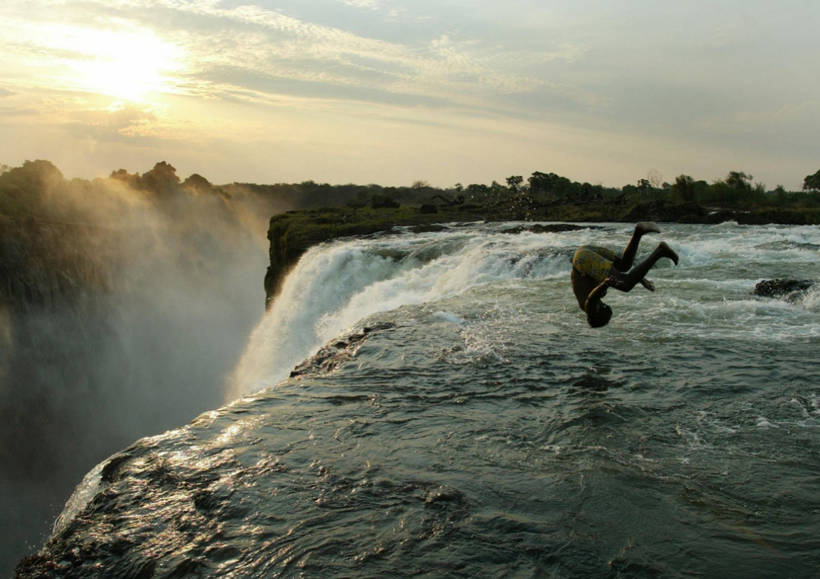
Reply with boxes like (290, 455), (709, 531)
(499, 223), (598, 235)
(753, 279), (814, 301)
(289, 323), (396, 378)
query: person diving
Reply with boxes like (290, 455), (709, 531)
(571, 222), (679, 328)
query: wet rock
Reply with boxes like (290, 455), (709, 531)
(753, 279), (814, 301)
(100, 452), (133, 483)
(289, 323), (396, 378)
(500, 223), (598, 235)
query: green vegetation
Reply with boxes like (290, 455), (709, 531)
(2, 159), (819, 308)
(0, 160), (271, 308)
(4, 160), (818, 227)
(804, 169), (820, 192)
(256, 167), (820, 305)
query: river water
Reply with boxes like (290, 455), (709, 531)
(21, 222), (819, 577)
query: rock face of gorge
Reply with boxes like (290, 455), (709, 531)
(1, 217), (134, 575)
(1, 218), (113, 309)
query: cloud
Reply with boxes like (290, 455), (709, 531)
(0, 0), (590, 128)
(341, 0), (382, 9)
(28, 1), (551, 109)
(66, 104), (158, 141)
(58, 101), (212, 153)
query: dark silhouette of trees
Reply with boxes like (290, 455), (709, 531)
(140, 161), (180, 197)
(110, 168), (140, 188)
(704, 171), (759, 205)
(182, 173), (213, 194)
(506, 175), (524, 192)
(0, 160), (63, 215)
(725, 171), (753, 194)
(4, 158), (820, 226)
(672, 175), (696, 203)
(803, 170), (820, 192)
(528, 171), (573, 200)
(110, 161), (181, 198)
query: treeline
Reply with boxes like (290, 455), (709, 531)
(232, 168), (820, 213)
(2, 160), (819, 224)
(621, 170), (820, 209)
(0, 160), (277, 309)
(477, 169), (820, 210)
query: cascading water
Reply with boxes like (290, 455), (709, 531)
(228, 226), (573, 398)
(19, 222), (820, 578)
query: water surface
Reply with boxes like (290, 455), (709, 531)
(24, 222), (819, 577)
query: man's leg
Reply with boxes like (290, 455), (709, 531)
(610, 242), (678, 292)
(614, 222), (661, 270)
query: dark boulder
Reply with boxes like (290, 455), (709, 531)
(754, 279), (814, 300)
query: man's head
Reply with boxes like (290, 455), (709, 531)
(586, 301), (612, 328)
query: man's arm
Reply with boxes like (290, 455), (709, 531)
(584, 278), (610, 311)
(605, 272), (640, 293)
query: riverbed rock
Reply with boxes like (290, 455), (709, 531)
(753, 279), (814, 300)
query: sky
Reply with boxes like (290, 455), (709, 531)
(1, 0), (818, 189)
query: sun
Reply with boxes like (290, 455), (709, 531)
(66, 25), (183, 102)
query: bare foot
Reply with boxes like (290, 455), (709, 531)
(659, 241), (679, 265)
(636, 222), (661, 235)
(640, 278), (656, 291)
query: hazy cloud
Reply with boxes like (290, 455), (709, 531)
(65, 104), (159, 142)
(341, 0), (383, 9)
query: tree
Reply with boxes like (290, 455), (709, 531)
(0, 160), (63, 205)
(528, 171), (572, 200)
(725, 171), (753, 194)
(182, 173), (213, 194)
(140, 161), (180, 197)
(506, 175), (524, 192)
(672, 174), (696, 203)
(803, 170), (820, 192)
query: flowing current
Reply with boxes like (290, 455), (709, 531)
(28, 222), (819, 577)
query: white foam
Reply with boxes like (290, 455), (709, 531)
(432, 311), (465, 324)
(227, 222), (820, 397)
(52, 460), (106, 536)
(228, 230), (570, 397)
(756, 416), (779, 429)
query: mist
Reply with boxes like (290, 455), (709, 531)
(0, 161), (276, 574)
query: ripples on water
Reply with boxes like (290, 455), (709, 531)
(22, 223), (819, 577)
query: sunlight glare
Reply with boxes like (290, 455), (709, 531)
(66, 26), (183, 102)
